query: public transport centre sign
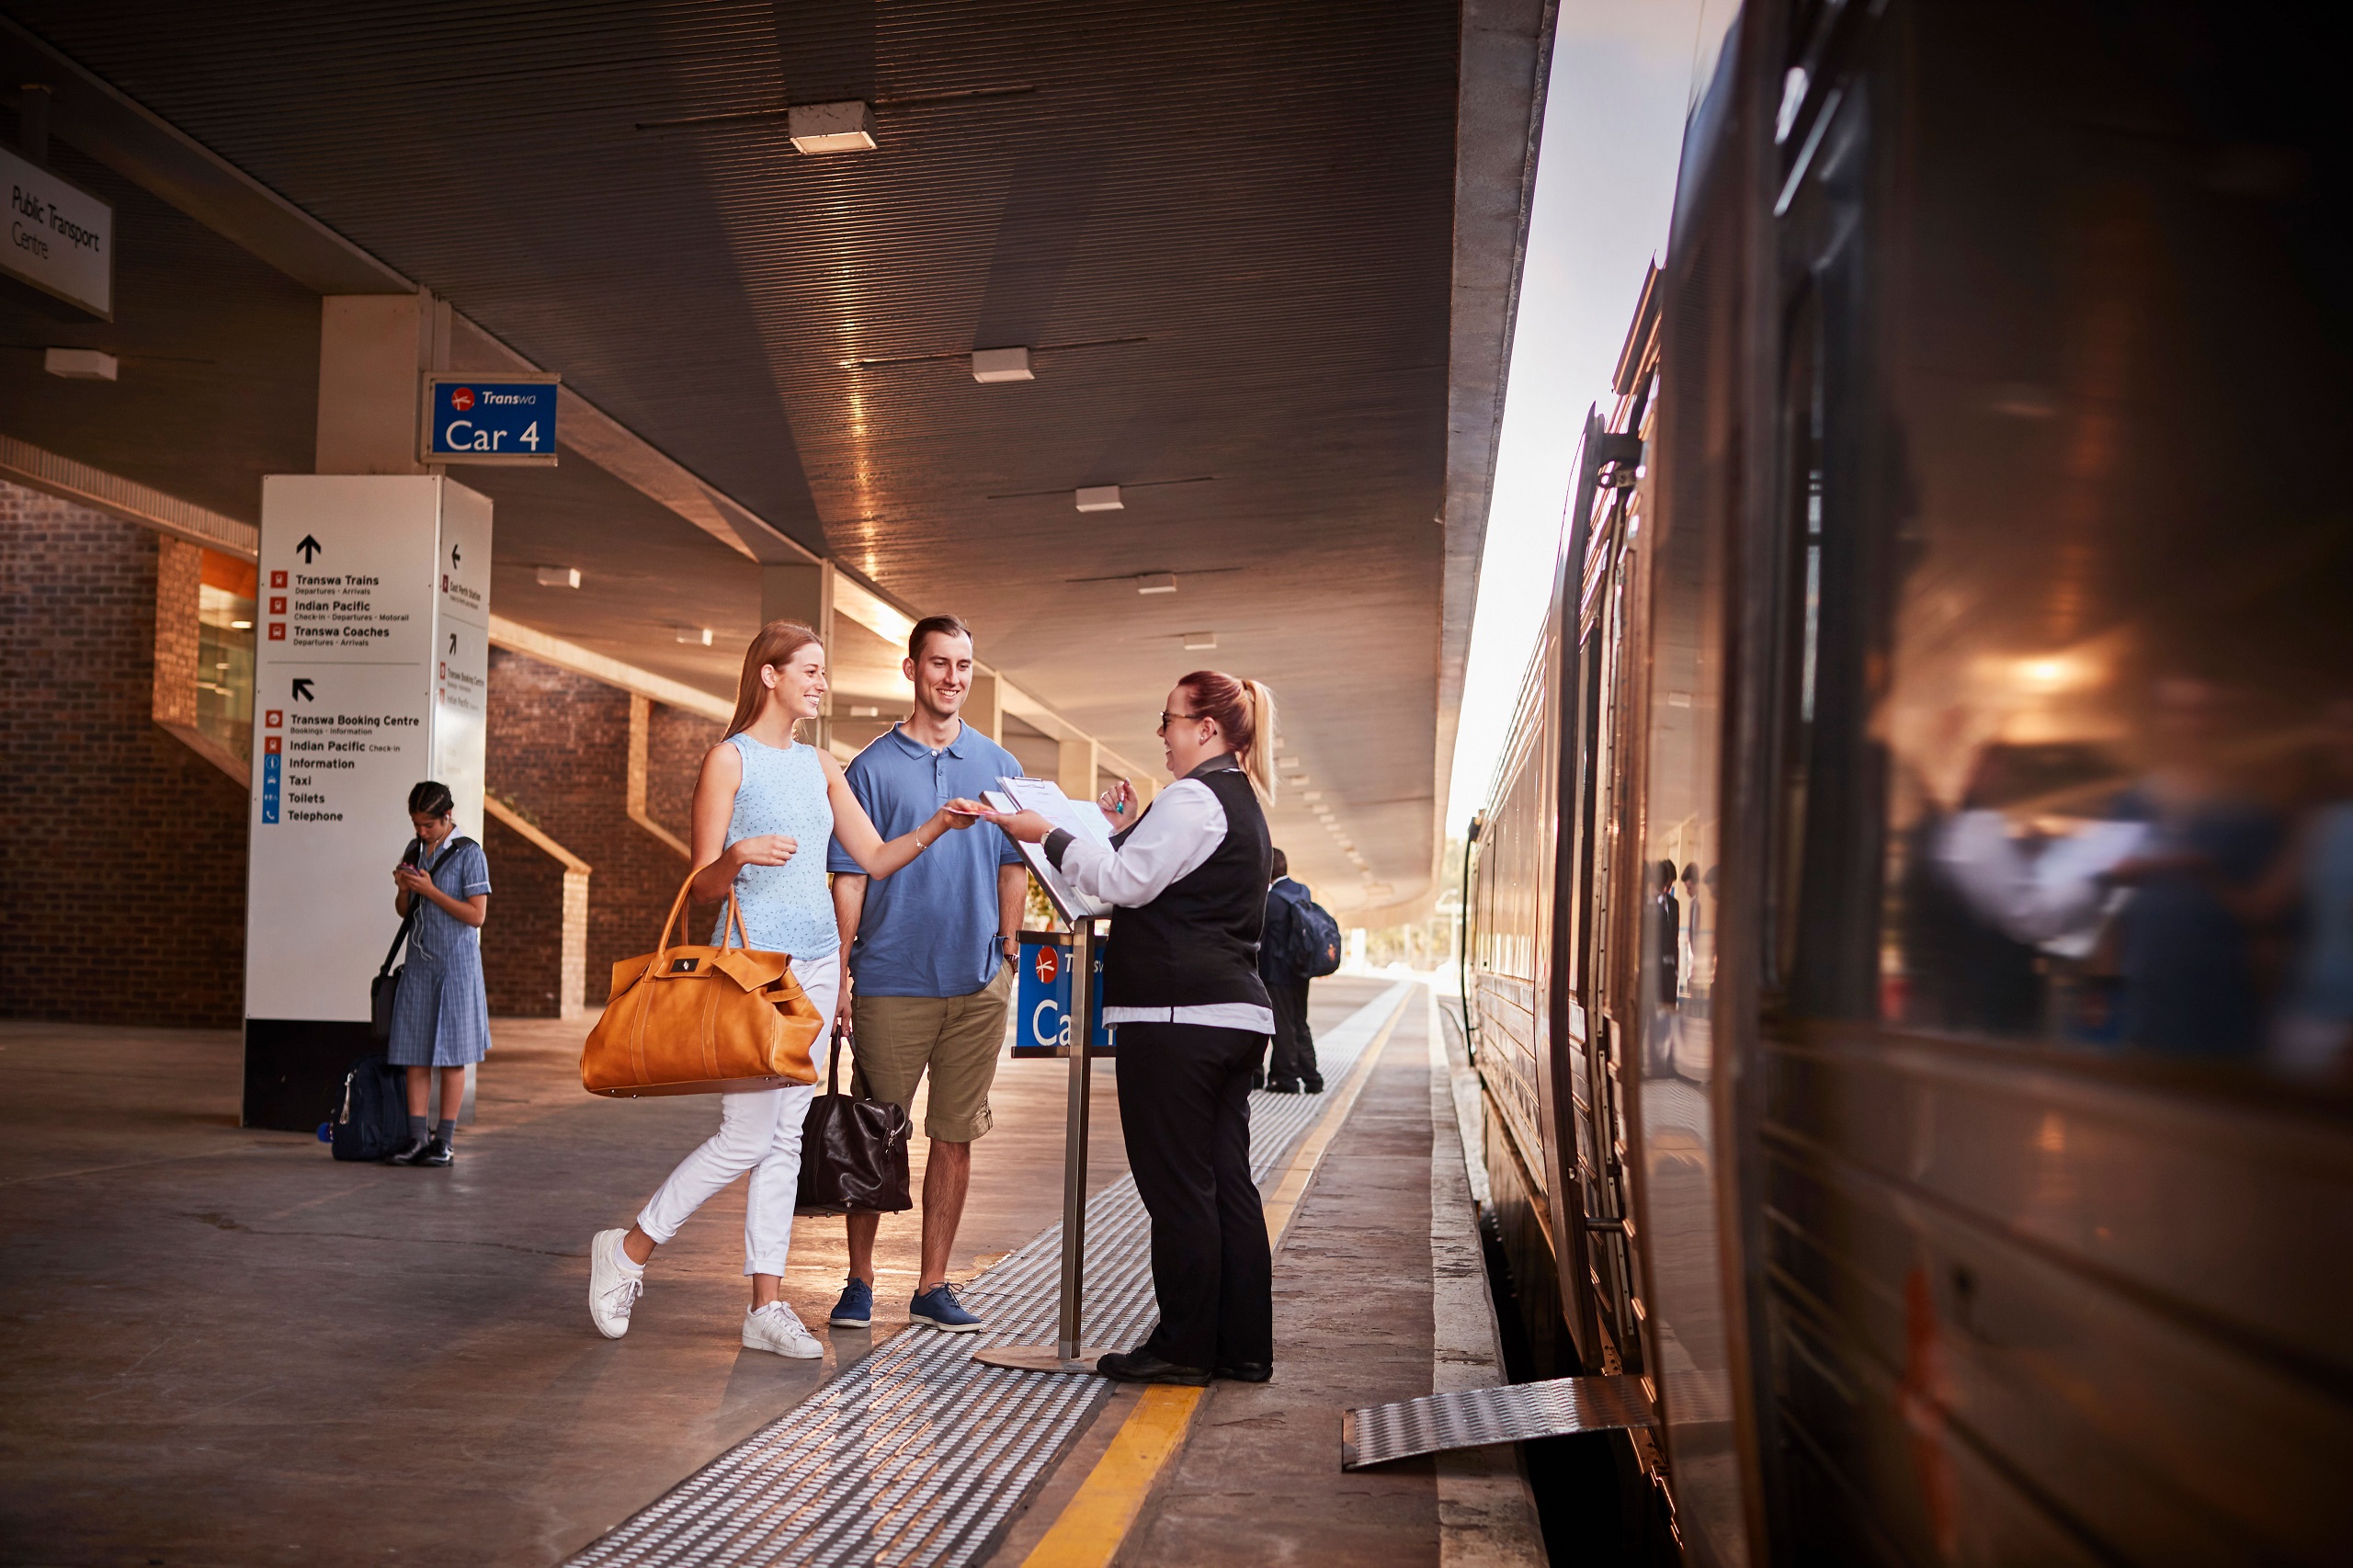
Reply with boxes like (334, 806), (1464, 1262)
(3, 145), (112, 318)
(420, 373), (560, 465)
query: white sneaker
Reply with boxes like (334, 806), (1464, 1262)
(589, 1228), (644, 1340)
(743, 1301), (824, 1359)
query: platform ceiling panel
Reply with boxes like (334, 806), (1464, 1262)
(5, 0), (1460, 905)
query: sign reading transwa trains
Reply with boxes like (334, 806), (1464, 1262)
(2, 146), (113, 318)
(421, 373), (560, 465)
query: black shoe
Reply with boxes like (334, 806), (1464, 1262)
(1266, 1079), (1302, 1094)
(1215, 1361), (1273, 1382)
(1300, 1074), (1325, 1094)
(415, 1136), (454, 1167)
(384, 1136), (433, 1165)
(1097, 1348), (1211, 1386)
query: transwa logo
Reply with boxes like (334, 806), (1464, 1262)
(1033, 946), (1059, 984)
(449, 386), (475, 412)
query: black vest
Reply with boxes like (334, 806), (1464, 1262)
(1100, 762), (1274, 1010)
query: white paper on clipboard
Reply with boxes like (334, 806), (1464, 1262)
(984, 777), (1113, 922)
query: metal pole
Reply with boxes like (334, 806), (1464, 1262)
(1055, 918), (1095, 1359)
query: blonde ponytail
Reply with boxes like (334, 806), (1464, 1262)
(1242, 678), (1278, 805)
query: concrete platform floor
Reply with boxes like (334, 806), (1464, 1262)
(0, 979), (1397, 1567)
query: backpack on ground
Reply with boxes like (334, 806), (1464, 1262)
(329, 1055), (409, 1162)
(1289, 891), (1345, 978)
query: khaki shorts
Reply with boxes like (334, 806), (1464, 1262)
(849, 962), (1013, 1142)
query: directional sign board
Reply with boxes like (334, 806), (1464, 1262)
(244, 475), (493, 1130)
(420, 373), (559, 465)
(2, 146), (113, 318)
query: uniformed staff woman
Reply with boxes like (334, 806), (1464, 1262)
(385, 780), (492, 1167)
(985, 670), (1279, 1385)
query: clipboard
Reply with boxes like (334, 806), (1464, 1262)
(985, 778), (1113, 922)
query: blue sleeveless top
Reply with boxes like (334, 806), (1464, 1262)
(715, 732), (840, 960)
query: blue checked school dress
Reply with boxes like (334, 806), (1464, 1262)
(386, 836), (494, 1067)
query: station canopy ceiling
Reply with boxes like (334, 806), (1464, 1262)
(0, 0), (1543, 915)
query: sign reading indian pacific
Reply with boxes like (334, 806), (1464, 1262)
(2, 146), (112, 318)
(421, 372), (560, 465)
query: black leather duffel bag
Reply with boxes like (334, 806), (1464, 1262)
(795, 1021), (914, 1215)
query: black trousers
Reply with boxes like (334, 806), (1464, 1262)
(1267, 981), (1319, 1085)
(1113, 1022), (1274, 1369)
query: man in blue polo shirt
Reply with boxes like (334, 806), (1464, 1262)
(825, 614), (1029, 1334)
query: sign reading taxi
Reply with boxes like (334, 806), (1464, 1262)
(421, 373), (560, 465)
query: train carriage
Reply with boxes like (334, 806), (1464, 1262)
(1463, 3), (2353, 1562)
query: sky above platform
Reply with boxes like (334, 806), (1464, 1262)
(1447, 0), (1736, 831)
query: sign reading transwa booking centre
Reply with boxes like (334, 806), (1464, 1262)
(244, 478), (491, 1093)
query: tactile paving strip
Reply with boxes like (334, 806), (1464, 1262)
(568, 981), (1414, 1568)
(1340, 1374), (1654, 1470)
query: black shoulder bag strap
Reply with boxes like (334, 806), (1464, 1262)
(379, 835), (475, 978)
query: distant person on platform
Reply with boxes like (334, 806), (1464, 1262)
(1257, 849), (1324, 1094)
(824, 615), (1030, 1335)
(383, 779), (491, 1167)
(985, 670), (1280, 1387)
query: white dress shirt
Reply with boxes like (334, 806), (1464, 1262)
(1055, 775), (1277, 1035)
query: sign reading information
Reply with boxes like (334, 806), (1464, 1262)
(421, 373), (560, 465)
(2, 146), (112, 317)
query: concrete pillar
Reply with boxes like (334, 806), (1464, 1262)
(315, 292), (437, 475)
(1057, 734), (1097, 801)
(761, 562), (835, 748)
(967, 669), (1004, 744)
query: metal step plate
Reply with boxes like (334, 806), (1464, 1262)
(1341, 1374), (1654, 1470)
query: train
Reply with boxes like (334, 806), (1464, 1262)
(1461, 3), (2352, 1563)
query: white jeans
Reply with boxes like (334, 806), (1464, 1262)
(636, 950), (839, 1278)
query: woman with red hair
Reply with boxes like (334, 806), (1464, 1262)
(988, 669), (1280, 1385)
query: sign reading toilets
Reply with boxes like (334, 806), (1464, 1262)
(245, 476), (493, 1025)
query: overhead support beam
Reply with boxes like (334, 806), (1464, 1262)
(0, 15), (412, 296)
(316, 293), (435, 475)
(1057, 736), (1099, 801)
(0, 433), (256, 559)
(486, 616), (732, 725)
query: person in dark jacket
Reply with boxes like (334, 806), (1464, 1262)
(985, 669), (1279, 1387)
(1258, 849), (1324, 1094)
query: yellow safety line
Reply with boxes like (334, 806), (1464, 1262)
(1019, 985), (1415, 1568)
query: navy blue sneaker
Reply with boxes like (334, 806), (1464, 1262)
(909, 1281), (984, 1333)
(828, 1277), (873, 1328)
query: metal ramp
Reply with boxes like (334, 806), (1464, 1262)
(1341, 1374), (1654, 1470)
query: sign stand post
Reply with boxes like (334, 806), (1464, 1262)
(974, 915), (1115, 1375)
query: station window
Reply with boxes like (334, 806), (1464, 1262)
(195, 550), (256, 760)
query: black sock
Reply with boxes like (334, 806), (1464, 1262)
(407, 1114), (429, 1142)
(434, 1119), (456, 1146)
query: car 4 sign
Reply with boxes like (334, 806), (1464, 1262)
(421, 373), (559, 465)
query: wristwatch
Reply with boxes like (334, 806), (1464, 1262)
(1000, 935), (1021, 957)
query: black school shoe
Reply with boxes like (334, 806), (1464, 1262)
(1300, 1074), (1325, 1094)
(1216, 1361), (1273, 1382)
(1097, 1348), (1212, 1386)
(388, 1135), (454, 1167)
(1266, 1079), (1302, 1094)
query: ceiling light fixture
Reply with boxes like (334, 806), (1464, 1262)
(788, 101), (878, 153)
(676, 626), (715, 646)
(535, 565), (582, 588)
(46, 347), (117, 381)
(971, 347), (1032, 382)
(1135, 573), (1176, 595)
(848, 704), (880, 718)
(1074, 485), (1123, 512)
(1183, 631), (1217, 651)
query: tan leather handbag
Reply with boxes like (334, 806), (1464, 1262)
(580, 872), (824, 1096)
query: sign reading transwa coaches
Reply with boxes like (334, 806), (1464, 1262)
(243, 476), (492, 1131)
(421, 373), (559, 465)
(2, 146), (112, 317)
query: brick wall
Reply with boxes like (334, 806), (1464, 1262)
(477, 813), (566, 1016)
(0, 481), (249, 1026)
(484, 650), (721, 996)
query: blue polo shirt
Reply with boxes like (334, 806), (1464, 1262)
(827, 721), (1027, 998)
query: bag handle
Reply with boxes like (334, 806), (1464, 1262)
(825, 1021), (846, 1096)
(641, 867), (752, 983)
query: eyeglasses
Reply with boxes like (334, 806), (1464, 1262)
(1157, 710), (1207, 733)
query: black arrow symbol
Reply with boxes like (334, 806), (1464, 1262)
(450, 541), (461, 567)
(290, 678), (316, 701)
(295, 534), (323, 563)
(448, 632), (457, 654)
